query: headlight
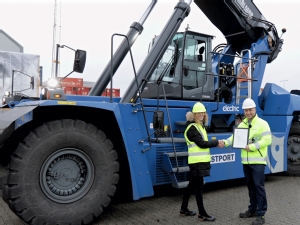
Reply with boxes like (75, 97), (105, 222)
(4, 91), (10, 97)
(41, 87), (46, 95)
(47, 78), (59, 89)
(2, 97), (5, 104)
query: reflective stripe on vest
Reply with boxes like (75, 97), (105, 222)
(226, 138), (232, 146)
(241, 157), (267, 162)
(193, 124), (205, 140)
(188, 143), (197, 148)
(261, 131), (271, 137)
(189, 152), (210, 156)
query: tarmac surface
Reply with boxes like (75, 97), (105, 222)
(0, 174), (299, 225)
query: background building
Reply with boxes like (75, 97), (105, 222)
(0, 29), (23, 53)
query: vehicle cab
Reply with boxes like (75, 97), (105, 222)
(142, 31), (214, 101)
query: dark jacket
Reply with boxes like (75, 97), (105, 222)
(186, 121), (218, 177)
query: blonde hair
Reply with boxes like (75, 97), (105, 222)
(186, 111), (209, 125)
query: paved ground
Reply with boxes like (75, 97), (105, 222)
(0, 174), (299, 225)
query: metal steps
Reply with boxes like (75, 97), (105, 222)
(162, 152), (189, 189)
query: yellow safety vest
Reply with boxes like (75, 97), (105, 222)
(224, 115), (272, 165)
(184, 123), (211, 164)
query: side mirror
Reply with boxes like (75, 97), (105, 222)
(73, 50), (86, 73)
(183, 65), (189, 76)
(30, 77), (34, 89)
(153, 110), (164, 130)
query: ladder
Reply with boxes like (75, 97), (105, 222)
(236, 49), (253, 104)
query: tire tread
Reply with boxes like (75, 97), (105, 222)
(3, 119), (120, 225)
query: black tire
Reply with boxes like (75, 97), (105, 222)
(287, 121), (300, 176)
(3, 119), (119, 225)
(2, 172), (9, 203)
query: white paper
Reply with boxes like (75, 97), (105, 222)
(233, 128), (249, 149)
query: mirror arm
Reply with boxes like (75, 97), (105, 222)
(60, 45), (76, 51)
(59, 71), (75, 81)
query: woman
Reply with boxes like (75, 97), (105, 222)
(180, 102), (221, 222)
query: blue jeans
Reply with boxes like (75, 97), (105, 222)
(243, 164), (267, 216)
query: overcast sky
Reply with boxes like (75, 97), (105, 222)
(0, 0), (299, 95)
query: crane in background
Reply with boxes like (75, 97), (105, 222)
(51, 0), (62, 78)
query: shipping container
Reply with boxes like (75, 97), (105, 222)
(58, 77), (83, 88)
(100, 88), (120, 97)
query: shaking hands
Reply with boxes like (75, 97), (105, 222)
(218, 140), (225, 148)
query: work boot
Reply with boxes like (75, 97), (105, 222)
(198, 214), (216, 222)
(180, 209), (196, 216)
(252, 216), (265, 225)
(239, 209), (257, 218)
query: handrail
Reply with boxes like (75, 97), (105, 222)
(110, 33), (152, 153)
(160, 82), (179, 173)
(209, 50), (258, 112)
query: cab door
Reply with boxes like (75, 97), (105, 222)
(182, 33), (214, 101)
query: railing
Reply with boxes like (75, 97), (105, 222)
(206, 51), (259, 112)
(110, 34), (152, 153)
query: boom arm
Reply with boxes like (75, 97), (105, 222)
(120, 1), (191, 103)
(89, 0), (157, 96)
(194, 0), (282, 62)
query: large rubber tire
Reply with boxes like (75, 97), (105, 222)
(3, 119), (119, 225)
(288, 121), (300, 176)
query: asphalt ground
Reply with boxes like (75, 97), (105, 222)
(0, 174), (299, 225)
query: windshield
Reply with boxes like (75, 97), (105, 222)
(149, 33), (183, 83)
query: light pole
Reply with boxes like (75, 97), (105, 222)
(280, 79), (288, 89)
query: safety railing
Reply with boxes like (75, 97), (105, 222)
(206, 51), (259, 112)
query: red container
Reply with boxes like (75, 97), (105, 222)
(65, 87), (73, 95)
(81, 87), (91, 96)
(101, 88), (120, 97)
(58, 78), (83, 88)
(77, 87), (82, 95)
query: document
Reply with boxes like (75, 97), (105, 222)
(232, 128), (249, 149)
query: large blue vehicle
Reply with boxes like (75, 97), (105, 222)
(0, 0), (295, 224)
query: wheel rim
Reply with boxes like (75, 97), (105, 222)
(40, 148), (94, 204)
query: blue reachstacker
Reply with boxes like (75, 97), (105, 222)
(0, 1), (296, 225)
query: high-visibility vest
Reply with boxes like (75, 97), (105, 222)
(224, 114), (272, 165)
(184, 123), (211, 164)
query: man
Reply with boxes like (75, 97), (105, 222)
(219, 98), (272, 225)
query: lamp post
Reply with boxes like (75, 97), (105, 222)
(280, 79), (288, 89)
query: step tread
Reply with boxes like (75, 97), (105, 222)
(164, 151), (188, 157)
(175, 121), (186, 126)
(237, 95), (248, 99)
(150, 137), (185, 143)
(172, 166), (189, 173)
(176, 181), (189, 189)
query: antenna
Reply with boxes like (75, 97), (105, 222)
(51, 0), (62, 78)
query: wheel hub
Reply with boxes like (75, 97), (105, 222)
(40, 149), (94, 203)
